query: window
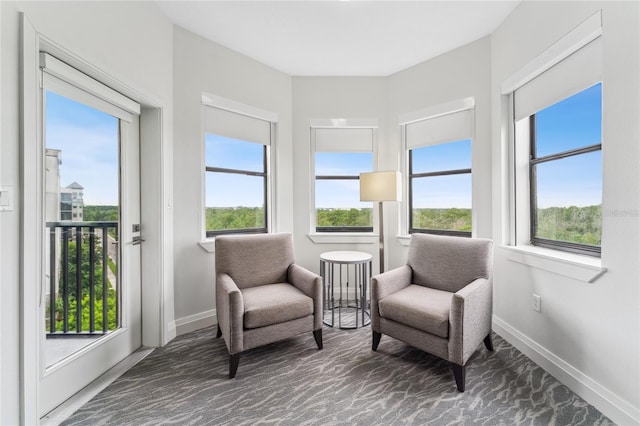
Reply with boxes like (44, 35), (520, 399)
(315, 152), (373, 232)
(204, 134), (267, 236)
(518, 84), (602, 256)
(60, 192), (72, 221)
(402, 103), (474, 237)
(510, 32), (602, 257)
(202, 95), (276, 237)
(311, 125), (375, 233)
(409, 139), (472, 236)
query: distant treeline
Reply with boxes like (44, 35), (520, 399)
(206, 206), (265, 231)
(186, 204), (601, 246)
(412, 208), (471, 232)
(83, 205), (118, 222)
(317, 208), (372, 228)
(536, 204), (601, 245)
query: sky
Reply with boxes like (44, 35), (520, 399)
(411, 139), (471, 208)
(45, 91), (119, 206)
(533, 83), (602, 208)
(315, 152), (372, 209)
(205, 134), (265, 207)
(46, 82), (602, 211)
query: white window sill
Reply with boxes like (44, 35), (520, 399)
(198, 239), (215, 253)
(307, 232), (378, 244)
(500, 245), (606, 283)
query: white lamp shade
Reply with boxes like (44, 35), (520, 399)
(359, 171), (401, 202)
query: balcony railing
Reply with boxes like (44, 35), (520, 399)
(46, 221), (118, 337)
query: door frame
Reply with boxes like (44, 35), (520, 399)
(20, 13), (175, 424)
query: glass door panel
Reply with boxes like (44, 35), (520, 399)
(44, 90), (121, 367)
(39, 57), (141, 419)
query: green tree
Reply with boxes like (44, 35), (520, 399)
(412, 208), (472, 231)
(536, 204), (601, 245)
(316, 208), (372, 228)
(206, 207), (265, 231)
(50, 289), (117, 332)
(49, 232), (117, 333)
(83, 205), (119, 222)
(62, 234), (106, 300)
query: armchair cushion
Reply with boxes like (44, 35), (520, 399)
(408, 233), (493, 293)
(378, 285), (453, 338)
(215, 233), (295, 289)
(242, 283), (314, 329)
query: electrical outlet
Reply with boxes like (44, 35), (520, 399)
(532, 294), (541, 312)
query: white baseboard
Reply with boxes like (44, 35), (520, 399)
(175, 309), (217, 336)
(166, 321), (177, 344)
(493, 316), (640, 426)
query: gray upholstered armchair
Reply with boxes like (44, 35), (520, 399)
(371, 233), (494, 392)
(215, 233), (323, 378)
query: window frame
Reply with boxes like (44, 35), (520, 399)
(201, 93), (278, 240)
(309, 120), (377, 234)
(399, 99), (475, 239)
(204, 142), (269, 238)
(527, 112), (602, 257)
(408, 143), (472, 237)
(501, 12), (603, 260)
(314, 168), (373, 233)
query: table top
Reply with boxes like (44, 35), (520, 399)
(320, 251), (373, 264)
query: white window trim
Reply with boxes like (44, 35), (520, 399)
(201, 92), (278, 123)
(500, 11), (602, 95)
(307, 118), (379, 245)
(40, 53), (140, 120)
(500, 10), (606, 278)
(397, 97), (475, 242)
(501, 245), (606, 283)
(199, 94), (278, 252)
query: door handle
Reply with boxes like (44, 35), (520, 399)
(128, 236), (145, 246)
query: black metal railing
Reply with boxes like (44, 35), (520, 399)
(46, 221), (118, 336)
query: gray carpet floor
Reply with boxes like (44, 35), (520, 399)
(62, 325), (614, 425)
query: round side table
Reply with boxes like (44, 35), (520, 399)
(320, 251), (373, 329)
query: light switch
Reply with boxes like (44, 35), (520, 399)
(0, 186), (13, 211)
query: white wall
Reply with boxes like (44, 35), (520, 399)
(1, 2), (174, 423)
(1, 1), (638, 424)
(490, 2), (640, 424)
(386, 37), (493, 270)
(288, 37), (492, 275)
(291, 77), (387, 273)
(177, 35), (493, 336)
(172, 26), (293, 334)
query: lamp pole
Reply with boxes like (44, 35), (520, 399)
(359, 170), (400, 275)
(378, 201), (385, 273)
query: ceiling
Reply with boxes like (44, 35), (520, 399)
(157, 1), (520, 77)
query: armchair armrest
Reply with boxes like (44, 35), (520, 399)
(216, 273), (245, 354)
(448, 277), (492, 365)
(371, 265), (412, 301)
(371, 265), (412, 330)
(288, 264), (323, 330)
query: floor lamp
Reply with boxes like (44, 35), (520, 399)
(359, 171), (401, 274)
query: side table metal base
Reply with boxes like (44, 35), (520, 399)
(320, 251), (373, 330)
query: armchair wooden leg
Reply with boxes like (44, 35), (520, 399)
(216, 324), (222, 338)
(483, 333), (494, 351)
(452, 364), (466, 392)
(229, 354), (240, 379)
(313, 329), (323, 350)
(372, 331), (382, 351)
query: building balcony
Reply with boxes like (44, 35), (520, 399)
(45, 221), (119, 367)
